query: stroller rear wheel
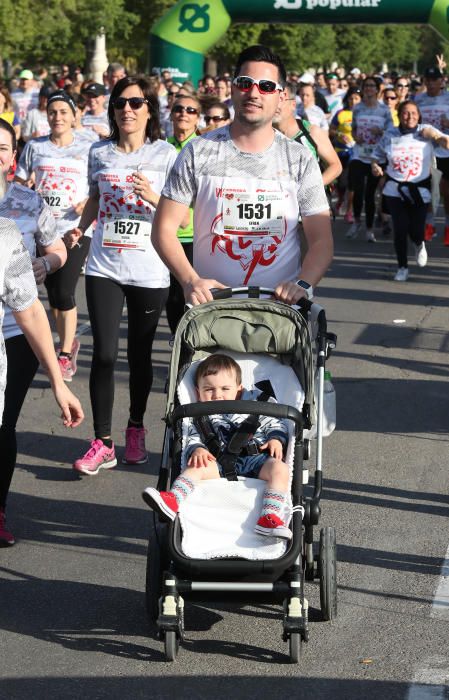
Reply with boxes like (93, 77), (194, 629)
(164, 630), (180, 661)
(319, 526), (337, 621)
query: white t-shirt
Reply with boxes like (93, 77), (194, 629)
(11, 88), (39, 121)
(161, 126), (329, 288)
(414, 93), (449, 159)
(81, 110), (109, 135)
(372, 125), (441, 204)
(352, 102), (393, 163)
(0, 184), (57, 340)
(16, 133), (91, 235)
(296, 104), (329, 131)
(86, 139), (177, 287)
(0, 220), (38, 420)
(21, 108), (51, 139)
(323, 91), (344, 120)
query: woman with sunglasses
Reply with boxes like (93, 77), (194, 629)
(203, 102), (231, 132)
(66, 77), (177, 473)
(165, 94), (201, 334)
(394, 77), (410, 103)
(371, 100), (449, 281)
(346, 76), (393, 242)
(15, 91), (92, 382)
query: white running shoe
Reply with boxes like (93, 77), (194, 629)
(366, 229), (377, 243)
(345, 222), (361, 239)
(415, 242), (428, 267)
(394, 267), (409, 282)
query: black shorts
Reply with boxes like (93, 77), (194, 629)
(436, 156), (449, 181)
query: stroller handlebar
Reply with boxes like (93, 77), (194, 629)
(171, 400), (304, 427)
(210, 286), (313, 313)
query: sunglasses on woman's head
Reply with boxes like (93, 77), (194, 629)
(205, 115), (226, 123)
(113, 97), (148, 110)
(233, 75), (283, 94)
(172, 104), (199, 115)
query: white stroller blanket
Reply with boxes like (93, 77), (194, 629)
(179, 478), (290, 560)
(176, 351), (303, 561)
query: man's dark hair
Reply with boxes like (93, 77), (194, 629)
(234, 45), (287, 86)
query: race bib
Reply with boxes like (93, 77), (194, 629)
(40, 190), (72, 216)
(222, 192), (284, 238)
(102, 214), (151, 251)
(359, 144), (374, 159)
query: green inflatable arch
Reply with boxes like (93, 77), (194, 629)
(150, 0), (449, 84)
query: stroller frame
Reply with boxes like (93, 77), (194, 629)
(145, 287), (337, 663)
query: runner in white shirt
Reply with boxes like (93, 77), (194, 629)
(65, 76), (177, 474)
(371, 100), (449, 281)
(15, 91), (92, 383)
(81, 83), (109, 138)
(11, 69), (39, 122)
(346, 76), (393, 242)
(322, 72), (344, 120)
(152, 44), (332, 307)
(297, 84), (329, 131)
(415, 66), (449, 244)
(0, 120), (81, 547)
(21, 86), (52, 142)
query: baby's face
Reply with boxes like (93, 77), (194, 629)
(196, 369), (242, 402)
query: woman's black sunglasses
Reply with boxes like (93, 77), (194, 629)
(205, 115), (226, 123)
(113, 97), (148, 110)
(172, 104), (199, 115)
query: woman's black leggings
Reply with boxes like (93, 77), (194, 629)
(165, 242), (193, 335)
(385, 196), (427, 268)
(349, 159), (381, 228)
(0, 334), (39, 507)
(45, 236), (90, 311)
(85, 275), (168, 438)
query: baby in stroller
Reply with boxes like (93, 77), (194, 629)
(142, 353), (292, 539)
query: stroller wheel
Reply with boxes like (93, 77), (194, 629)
(289, 632), (301, 664)
(164, 630), (179, 661)
(319, 526), (337, 621)
(145, 514), (169, 622)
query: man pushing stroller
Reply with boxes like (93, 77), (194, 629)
(142, 354), (292, 539)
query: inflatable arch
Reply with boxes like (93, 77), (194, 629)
(150, 0), (449, 84)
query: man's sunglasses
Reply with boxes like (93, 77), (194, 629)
(171, 104), (199, 115)
(396, 83), (409, 88)
(233, 76), (283, 94)
(205, 115), (226, 123)
(113, 97), (148, 110)
(384, 95), (397, 101)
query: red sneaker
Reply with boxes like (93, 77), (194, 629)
(424, 224), (436, 242)
(58, 355), (73, 382)
(142, 487), (178, 521)
(444, 225), (449, 246)
(0, 508), (15, 546)
(255, 513), (292, 540)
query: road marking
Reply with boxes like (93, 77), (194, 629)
(407, 657), (449, 700)
(76, 322), (91, 337)
(431, 544), (449, 619)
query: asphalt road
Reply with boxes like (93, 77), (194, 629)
(1, 214), (449, 700)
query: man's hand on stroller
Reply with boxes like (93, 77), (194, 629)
(260, 438), (284, 460)
(188, 447), (216, 468)
(274, 281), (309, 305)
(183, 276), (226, 305)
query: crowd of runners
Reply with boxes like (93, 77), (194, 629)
(1, 47), (448, 546)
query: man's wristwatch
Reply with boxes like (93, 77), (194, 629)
(296, 279), (313, 300)
(41, 256), (51, 274)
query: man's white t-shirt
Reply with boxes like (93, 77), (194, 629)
(162, 126), (329, 287)
(414, 93), (449, 159)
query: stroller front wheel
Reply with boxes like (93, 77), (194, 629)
(164, 630), (179, 661)
(289, 632), (301, 663)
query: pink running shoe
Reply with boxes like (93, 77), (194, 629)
(255, 513), (292, 540)
(73, 439), (117, 475)
(142, 488), (178, 521)
(123, 426), (148, 465)
(70, 337), (81, 376)
(344, 211), (354, 224)
(58, 355), (73, 382)
(0, 508), (15, 546)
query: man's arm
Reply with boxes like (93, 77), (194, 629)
(152, 196), (225, 304)
(310, 125), (343, 186)
(274, 212), (333, 305)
